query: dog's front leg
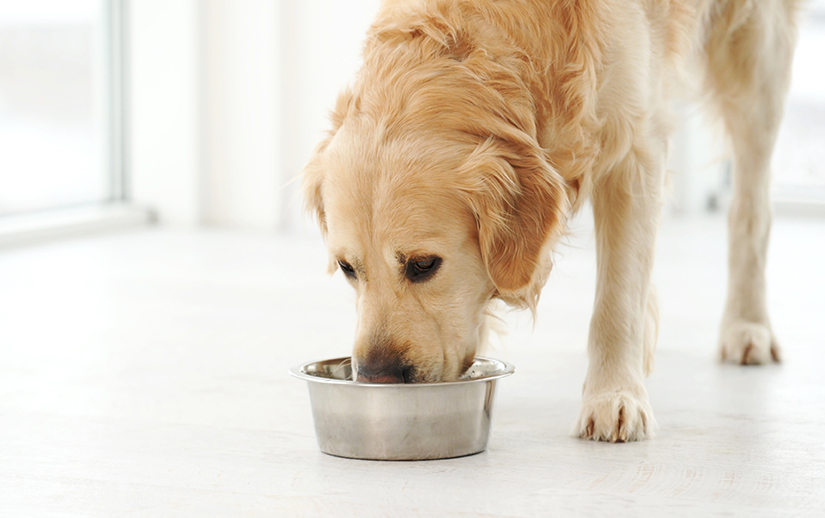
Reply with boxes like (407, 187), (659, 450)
(573, 149), (664, 442)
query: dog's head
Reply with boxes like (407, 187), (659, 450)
(302, 22), (568, 382)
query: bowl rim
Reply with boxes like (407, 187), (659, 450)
(289, 355), (515, 387)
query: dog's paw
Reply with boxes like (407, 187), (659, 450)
(572, 389), (656, 443)
(719, 320), (780, 365)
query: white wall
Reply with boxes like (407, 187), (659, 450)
(128, 0), (200, 226)
(201, 0), (280, 229)
(127, 0), (380, 229)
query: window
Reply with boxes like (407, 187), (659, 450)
(0, 0), (122, 215)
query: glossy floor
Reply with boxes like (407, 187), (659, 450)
(1, 213), (823, 517)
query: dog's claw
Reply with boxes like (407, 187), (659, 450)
(770, 342), (782, 362)
(615, 406), (626, 443)
(740, 343), (754, 365)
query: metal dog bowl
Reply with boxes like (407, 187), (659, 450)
(290, 356), (515, 460)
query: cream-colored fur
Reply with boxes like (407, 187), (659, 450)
(302, 0), (799, 442)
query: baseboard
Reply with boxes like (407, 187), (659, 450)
(0, 203), (157, 249)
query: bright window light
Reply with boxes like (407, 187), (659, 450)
(0, 0), (115, 215)
(773, 1), (825, 201)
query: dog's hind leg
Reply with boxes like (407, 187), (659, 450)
(703, 0), (799, 365)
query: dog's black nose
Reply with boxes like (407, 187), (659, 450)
(356, 356), (410, 383)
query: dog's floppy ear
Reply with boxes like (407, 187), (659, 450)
(459, 137), (568, 309)
(301, 88), (358, 237)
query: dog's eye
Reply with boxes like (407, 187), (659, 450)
(338, 260), (356, 279)
(406, 256), (442, 283)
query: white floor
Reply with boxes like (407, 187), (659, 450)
(1, 213), (824, 517)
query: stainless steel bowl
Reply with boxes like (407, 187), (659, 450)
(290, 356), (515, 460)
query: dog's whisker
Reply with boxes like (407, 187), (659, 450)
(330, 358), (353, 380)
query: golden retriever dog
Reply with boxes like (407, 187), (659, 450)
(302, 0), (799, 442)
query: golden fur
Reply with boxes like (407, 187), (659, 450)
(303, 0), (800, 441)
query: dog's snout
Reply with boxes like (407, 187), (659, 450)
(356, 362), (408, 383)
(356, 357), (412, 383)
(355, 343), (412, 383)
